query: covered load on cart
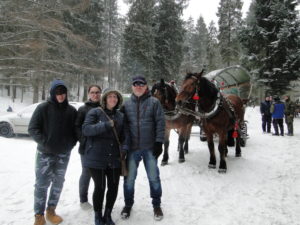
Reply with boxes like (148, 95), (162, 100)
(204, 65), (252, 100)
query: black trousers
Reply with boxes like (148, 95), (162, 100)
(272, 118), (284, 135)
(262, 115), (272, 132)
(89, 167), (121, 212)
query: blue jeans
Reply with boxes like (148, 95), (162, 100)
(34, 151), (70, 215)
(123, 149), (162, 208)
(79, 155), (91, 203)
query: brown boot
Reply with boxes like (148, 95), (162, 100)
(34, 214), (46, 225)
(46, 207), (63, 224)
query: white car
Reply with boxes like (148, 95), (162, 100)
(0, 101), (83, 137)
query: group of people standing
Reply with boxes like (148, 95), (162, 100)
(260, 95), (296, 136)
(29, 75), (165, 225)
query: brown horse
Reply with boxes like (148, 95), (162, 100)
(151, 79), (195, 165)
(176, 71), (245, 173)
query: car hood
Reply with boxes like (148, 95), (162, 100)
(0, 112), (19, 121)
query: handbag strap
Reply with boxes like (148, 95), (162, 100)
(98, 107), (121, 146)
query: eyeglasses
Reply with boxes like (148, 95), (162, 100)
(133, 82), (146, 87)
(89, 91), (101, 95)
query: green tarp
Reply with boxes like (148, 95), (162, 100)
(204, 65), (252, 99)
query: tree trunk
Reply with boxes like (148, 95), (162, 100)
(21, 86), (24, 103)
(32, 80), (39, 103)
(82, 74), (88, 102)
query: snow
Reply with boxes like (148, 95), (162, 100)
(1, 107), (300, 225)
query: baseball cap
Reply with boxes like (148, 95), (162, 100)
(132, 75), (147, 85)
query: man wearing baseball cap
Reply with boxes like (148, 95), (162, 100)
(121, 75), (165, 221)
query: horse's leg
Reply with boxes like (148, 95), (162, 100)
(207, 134), (216, 169)
(183, 124), (192, 154)
(161, 129), (170, 166)
(235, 131), (242, 157)
(218, 133), (227, 173)
(178, 130), (185, 163)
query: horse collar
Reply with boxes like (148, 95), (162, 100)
(197, 92), (222, 119)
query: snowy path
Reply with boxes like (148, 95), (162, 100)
(0, 107), (300, 225)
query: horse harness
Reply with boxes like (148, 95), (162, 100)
(177, 75), (238, 123)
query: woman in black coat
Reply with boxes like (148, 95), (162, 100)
(82, 88), (124, 225)
(75, 85), (101, 207)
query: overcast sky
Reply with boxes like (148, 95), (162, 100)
(118, 0), (252, 25)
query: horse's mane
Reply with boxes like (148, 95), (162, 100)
(151, 79), (177, 109)
(185, 72), (196, 80)
(184, 72), (218, 98)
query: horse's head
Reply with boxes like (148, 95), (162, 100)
(176, 70), (219, 111)
(176, 70), (205, 106)
(151, 79), (177, 111)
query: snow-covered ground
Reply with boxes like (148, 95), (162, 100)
(1, 107), (300, 225)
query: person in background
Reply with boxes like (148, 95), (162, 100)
(120, 75), (165, 221)
(75, 85), (102, 209)
(169, 80), (178, 93)
(260, 96), (272, 133)
(284, 95), (295, 136)
(82, 88), (124, 225)
(28, 79), (77, 225)
(270, 96), (285, 136)
(7, 105), (13, 112)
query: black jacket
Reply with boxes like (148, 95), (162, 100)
(260, 100), (271, 116)
(82, 108), (124, 169)
(28, 100), (77, 154)
(75, 101), (101, 154)
(122, 91), (165, 151)
(28, 80), (77, 154)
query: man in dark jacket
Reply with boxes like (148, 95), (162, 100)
(284, 95), (295, 136)
(120, 75), (165, 221)
(260, 96), (272, 133)
(270, 96), (285, 136)
(28, 79), (77, 225)
(75, 85), (101, 208)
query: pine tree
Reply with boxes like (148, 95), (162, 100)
(239, 0), (300, 94)
(192, 16), (208, 71)
(121, 0), (157, 84)
(217, 0), (243, 66)
(207, 21), (221, 72)
(154, 0), (185, 81)
(103, 0), (120, 87)
(181, 17), (196, 73)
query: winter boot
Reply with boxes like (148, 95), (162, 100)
(95, 211), (105, 225)
(104, 208), (115, 225)
(153, 207), (164, 221)
(34, 214), (46, 225)
(120, 206), (132, 219)
(46, 207), (63, 224)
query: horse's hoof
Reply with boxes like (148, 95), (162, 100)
(235, 153), (241, 157)
(218, 168), (227, 173)
(178, 158), (185, 163)
(208, 164), (216, 169)
(161, 161), (168, 166)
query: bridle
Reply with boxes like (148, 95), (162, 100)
(177, 75), (223, 120)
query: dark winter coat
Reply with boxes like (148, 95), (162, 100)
(75, 100), (101, 154)
(284, 99), (295, 116)
(271, 101), (285, 119)
(28, 80), (77, 154)
(82, 108), (124, 169)
(122, 91), (165, 151)
(260, 100), (271, 116)
(285, 99), (295, 123)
